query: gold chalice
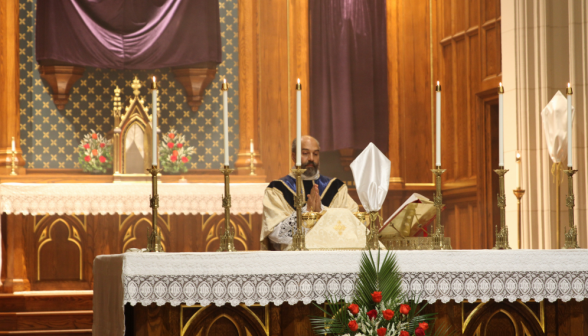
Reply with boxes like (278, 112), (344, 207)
(302, 212), (321, 230)
(354, 212), (367, 226)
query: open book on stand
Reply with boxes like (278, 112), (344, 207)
(379, 193), (442, 240)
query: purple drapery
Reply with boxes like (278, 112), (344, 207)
(309, 0), (389, 152)
(36, 0), (222, 69)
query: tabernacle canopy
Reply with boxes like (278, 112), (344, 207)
(36, 0), (222, 69)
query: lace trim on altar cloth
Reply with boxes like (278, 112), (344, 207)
(123, 270), (588, 307)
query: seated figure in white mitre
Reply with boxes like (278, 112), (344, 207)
(260, 135), (359, 250)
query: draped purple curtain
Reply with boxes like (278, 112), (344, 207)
(36, 0), (222, 69)
(309, 0), (388, 152)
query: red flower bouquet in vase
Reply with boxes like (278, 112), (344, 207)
(159, 128), (194, 174)
(77, 130), (112, 174)
(311, 251), (454, 336)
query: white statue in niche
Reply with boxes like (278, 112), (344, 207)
(125, 123), (146, 174)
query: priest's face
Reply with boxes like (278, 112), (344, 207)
(293, 136), (320, 177)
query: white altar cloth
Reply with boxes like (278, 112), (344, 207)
(0, 183), (266, 215)
(93, 249), (588, 335)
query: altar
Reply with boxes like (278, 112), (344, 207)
(94, 250), (588, 336)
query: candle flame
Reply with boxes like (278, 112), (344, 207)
(516, 152), (521, 159)
(499, 82), (502, 87)
(223, 78), (226, 84)
(152, 76), (156, 82)
(437, 81), (439, 85)
(297, 78), (300, 84)
(568, 82), (571, 88)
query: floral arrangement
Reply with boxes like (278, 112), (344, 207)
(78, 130), (112, 174)
(159, 129), (194, 174)
(311, 251), (454, 336)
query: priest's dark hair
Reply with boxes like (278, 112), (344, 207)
(292, 136), (321, 153)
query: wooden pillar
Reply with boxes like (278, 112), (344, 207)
(0, 214), (30, 293)
(235, 0), (265, 176)
(0, 0), (25, 175)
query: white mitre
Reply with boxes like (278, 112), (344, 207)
(306, 208), (367, 249)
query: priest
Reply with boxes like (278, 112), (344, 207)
(261, 135), (359, 250)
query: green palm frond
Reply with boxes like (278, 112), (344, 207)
(355, 250), (402, 308)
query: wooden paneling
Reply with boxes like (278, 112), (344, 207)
(2, 213), (262, 292)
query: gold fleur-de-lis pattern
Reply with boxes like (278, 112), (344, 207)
(19, 0), (239, 169)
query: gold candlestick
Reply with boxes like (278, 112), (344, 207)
(513, 188), (525, 249)
(10, 150), (17, 176)
(431, 166), (450, 249)
(493, 167), (511, 249)
(563, 168), (579, 249)
(218, 165), (236, 252)
(249, 153), (256, 176)
(146, 165), (164, 252)
(288, 166), (308, 251)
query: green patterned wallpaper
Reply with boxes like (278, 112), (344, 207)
(19, 0), (239, 170)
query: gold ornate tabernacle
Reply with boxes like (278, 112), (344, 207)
(112, 78), (159, 182)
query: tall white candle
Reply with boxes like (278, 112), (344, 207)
(516, 151), (521, 189)
(567, 83), (573, 168)
(11, 137), (15, 152)
(152, 77), (158, 166)
(250, 139), (254, 153)
(498, 83), (504, 167)
(435, 81), (441, 166)
(222, 79), (229, 166)
(296, 79), (302, 167)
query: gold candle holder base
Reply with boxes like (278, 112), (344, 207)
(218, 165), (236, 252)
(562, 168), (579, 249)
(493, 167), (511, 250)
(431, 166), (451, 250)
(146, 165), (164, 252)
(365, 211), (382, 250)
(288, 166), (308, 251)
(10, 150), (17, 176)
(513, 188), (525, 249)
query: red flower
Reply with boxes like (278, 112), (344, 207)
(172, 150), (178, 156)
(348, 320), (358, 332)
(377, 327), (387, 336)
(100, 143), (105, 148)
(83, 143), (90, 149)
(91, 133), (98, 139)
(348, 303), (359, 315)
(371, 291), (383, 303)
(84, 155), (91, 162)
(170, 155), (177, 163)
(167, 142), (174, 149)
(177, 143), (183, 148)
(400, 331), (410, 336)
(415, 327), (425, 336)
(399, 304), (411, 315)
(181, 156), (188, 163)
(99, 156), (106, 163)
(168, 133), (175, 139)
(92, 149), (98, 156)
(367, 309), (378, 320)
(419, 322), (429, 331)
(383, 309), (394, 320)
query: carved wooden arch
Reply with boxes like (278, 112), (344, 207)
(119, 214), (170, 252)
(36, 217), (85, 281)
(462, 301), (545, 336)
(182, 305), (268, 336)
(202, 214), (252, 252)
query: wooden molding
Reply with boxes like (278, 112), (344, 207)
(171, 63), (217, 112)
(39, 65), (85, 110)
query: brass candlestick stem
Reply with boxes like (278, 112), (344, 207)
(431, 166), (450, 250)
(218, 165), (236, 252)
(365, 211), (382, 250)
(288, 166), (308, 251)
(513, 188), (525, 249)
(249, 152), (256, 175)
(10, 149), (17, 176)
(493, 167), (511, 249)
(563, 168), (579, 249)
(146, 166), (164, 252)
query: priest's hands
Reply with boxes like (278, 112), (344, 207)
(307, 185), (322, 212)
